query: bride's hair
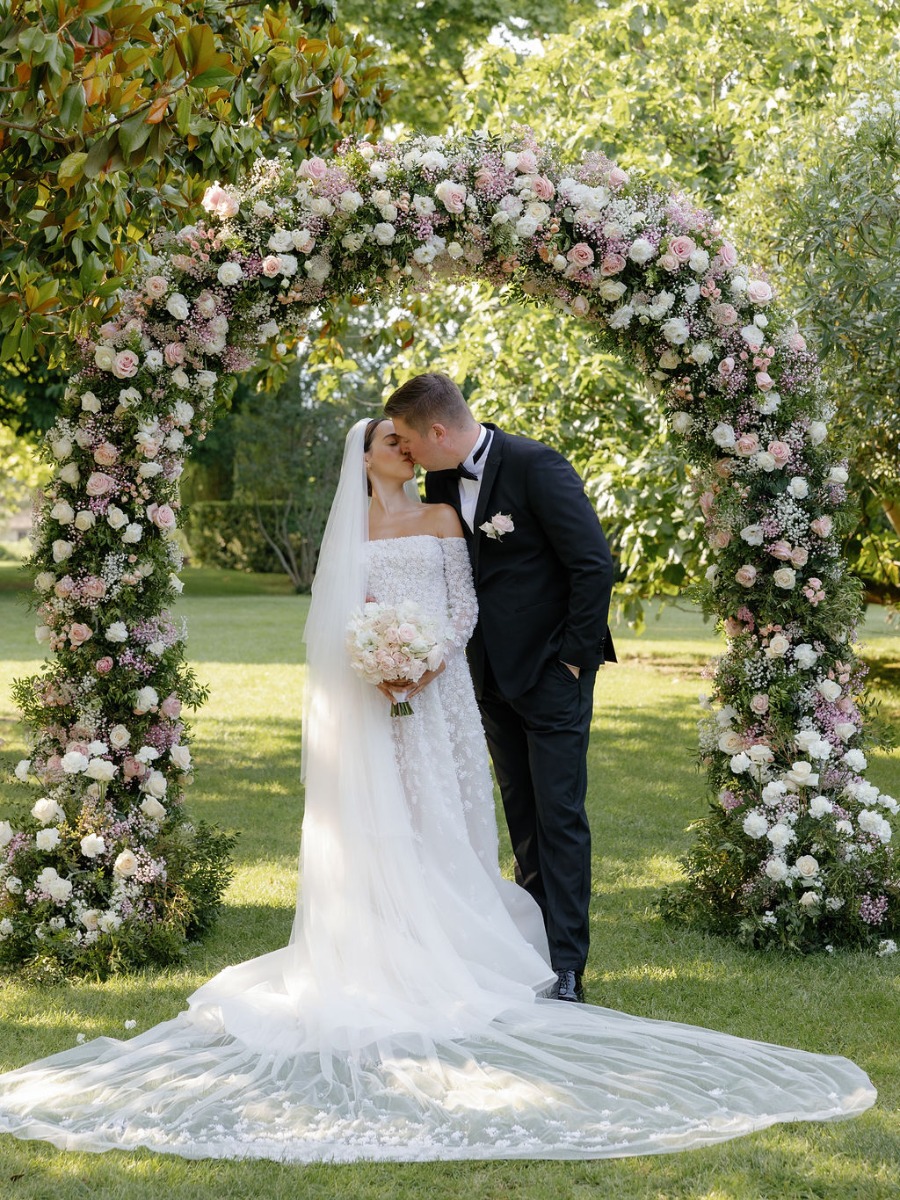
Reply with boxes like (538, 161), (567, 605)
(363, 417), (387, 496)
(384, 373), (473, 432)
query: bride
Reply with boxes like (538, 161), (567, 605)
(0, 417), (875, 1162)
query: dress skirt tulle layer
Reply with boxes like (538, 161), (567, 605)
(0, 996), (875, 1162)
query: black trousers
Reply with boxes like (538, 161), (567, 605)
(477, 656), (596, 972)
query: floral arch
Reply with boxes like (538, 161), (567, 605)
(1, 132), (897, 974)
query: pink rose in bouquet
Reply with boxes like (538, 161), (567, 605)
(347, 600), (444, 716)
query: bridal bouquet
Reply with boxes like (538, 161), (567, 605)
(346, 601), (444, 716)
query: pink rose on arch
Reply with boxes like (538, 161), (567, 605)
(668, 236), (696, 262)
(755, 372), (774, 391)
(608, 166), (629, 188)
(93, 441), (119, 466)
(95, 656), (113, 674)
(699, 490), (716, 517)
(600, 253), (627, 276)
(69, 622), (93, 647)
(711, 303), (739, 326)
(571, 295), (590, 317)
(769, 540), (793, 561)
(709, 529), (731, 550)
(299, 156), (328, 180)
(790, 546), (809, 568)
(123, 757), (145, 780)
(789, 333), (807, 352)
(567, 243), (595, 269)
(54, 576), (76, 598)
(810, 515), (833, 537)
(86, 471), (116, 496)
(735, 564), (758, 587)
(262, 255), (282, 277)
(202, 183), (239, 218)
(434, 180), (467, 213)
(164, 342), (186, 367)
(750, 693), (770, 715)
(517, 149), (538, 174)
(82, 576), (107, 600)
(473, 167), (494, 191)
(714, 459), (735, 479)
(767, 440), (791, 467)
(532, 175), (555, 201)
(113, 350), (139, 379)
(45, 754), (63, 778)
(747, 280), (774, 305)
(145, 275), (168, 300)
(718, 241), (738, 268)
(658, 252), (680, 271)
(734, 433), (760, 457)
(718, 356), (735, 376)
(161, 694), (182, 719)
(147, 502), (177, 531)
(724, 617), (744, 638)
(196, 292), (217, 319)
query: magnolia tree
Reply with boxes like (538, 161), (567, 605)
(1, 133), (897, 975)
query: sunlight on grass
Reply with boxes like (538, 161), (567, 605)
(0, 573), (898, 1198)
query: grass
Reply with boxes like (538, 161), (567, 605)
(0, 571), (898, 1199)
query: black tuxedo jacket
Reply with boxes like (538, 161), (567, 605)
(425, 425), (616, 698)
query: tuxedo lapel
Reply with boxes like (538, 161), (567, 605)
(471, 426), (504, 577)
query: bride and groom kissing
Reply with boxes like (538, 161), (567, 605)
(378, 370), (617, 1004)
(0, 370), (874, 1163)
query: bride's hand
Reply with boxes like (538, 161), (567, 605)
(407, 661), (445, 700)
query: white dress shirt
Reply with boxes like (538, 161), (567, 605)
(459, 426), (493, 532)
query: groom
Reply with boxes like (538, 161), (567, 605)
(385, 373), (616, 1003)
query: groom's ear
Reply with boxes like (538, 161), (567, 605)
(430, 422), (448, 444)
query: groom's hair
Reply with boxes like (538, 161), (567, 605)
(384, 373), (473, 432)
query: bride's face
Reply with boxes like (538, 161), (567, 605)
(365, 420), (415, 487)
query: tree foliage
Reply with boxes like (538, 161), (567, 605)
(0, 0), (391, 371)
(775, 86), (900, 603)
(364, 0), (900, 618)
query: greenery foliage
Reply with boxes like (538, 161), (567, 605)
(775, 85), (900, 604)
(0, 0), (390, 368)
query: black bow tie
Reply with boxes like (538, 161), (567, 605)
(456, 434), (488, 481)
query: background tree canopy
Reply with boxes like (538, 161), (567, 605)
(2, 0), (899, 613)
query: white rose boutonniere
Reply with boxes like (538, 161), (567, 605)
(479, 513), (515, 541)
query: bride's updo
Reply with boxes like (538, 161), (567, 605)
(363, 416), (388, 496)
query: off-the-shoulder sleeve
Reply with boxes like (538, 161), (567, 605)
(441, 537), (478, 648)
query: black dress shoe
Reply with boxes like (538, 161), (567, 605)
(552, 969), (585, 1003)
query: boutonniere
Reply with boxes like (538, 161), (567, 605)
(479, 513), (515, 540)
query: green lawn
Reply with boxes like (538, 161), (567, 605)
(0, 571), (898, 1199)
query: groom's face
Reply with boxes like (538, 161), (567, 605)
(391, 417), (456, 471)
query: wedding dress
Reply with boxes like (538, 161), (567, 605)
(0, 422), (875, 1162)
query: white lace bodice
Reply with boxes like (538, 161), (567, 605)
(365, 535), (477, 649)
